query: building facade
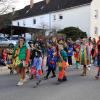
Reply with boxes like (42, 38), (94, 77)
(90, 0), (100, 39)
(12, 0), (100, 38)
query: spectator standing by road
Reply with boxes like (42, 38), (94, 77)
(95, 36), (100, 79)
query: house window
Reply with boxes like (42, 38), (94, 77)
(94, 27), (98, 35)
(17, 22), (19, 26)
(94, 10), (98, 19)
(23, 20), (25, 26)
(33, 19), (36, 24)
(53, 15), (56, 20)
(59, 14), (63, 19)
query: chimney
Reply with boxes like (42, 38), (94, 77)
(44, 0), (50, 4)
(30, 0), (34, 8)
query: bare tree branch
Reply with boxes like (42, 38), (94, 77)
(0, 0), (16, 15)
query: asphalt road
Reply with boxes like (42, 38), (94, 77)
(0, 66), (100, 100)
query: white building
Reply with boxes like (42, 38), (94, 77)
(12, 0), (100, 38)
(90, 0), (100, 39)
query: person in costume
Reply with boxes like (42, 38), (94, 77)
(95, 36), (100, 79)
(32, 50), (43, 88)
(29, 43), (37, 79)
(2, 49), (7, 64)
(57, 44), (68, 83)
(86, 37), (93, 69)
(74, 40), (81, 69)
(91, 38), (97, 65)
(67, 44), (73, 65)
(79, 39), (90, 76)
(7, 47), (14, 75)
(44, 44), (56, 79)
(12, 37), (30, 86)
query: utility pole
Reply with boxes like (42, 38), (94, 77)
(11, 7), (15, 37)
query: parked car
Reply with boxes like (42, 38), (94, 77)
(0, 37), (17, 47)
(9, 36), (19, 44)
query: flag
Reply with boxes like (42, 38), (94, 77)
(30, 0), (34, 8)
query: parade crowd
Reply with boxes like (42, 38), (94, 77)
(0, 36), (100, 88)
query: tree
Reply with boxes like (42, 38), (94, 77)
(0, 0), (15, 15)
(58, 27), (87, 41)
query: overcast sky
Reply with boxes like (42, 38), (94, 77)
(15, 0), (43, 10)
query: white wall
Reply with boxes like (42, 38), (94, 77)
(12, 14), (50, 29)
(90, 0), (100, 39)
(12, 5), (91, 36)
(51, 5), (91, 36)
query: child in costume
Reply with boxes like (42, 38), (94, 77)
(31, 50), (43, 88)
(74, 40), (81, 69)
(57, 44), (68, 83)
(7, 48), (14, 75)
(44, 51), (57, 79)
(95, 36), (100, 79)
(45, 44), (56, 79)
(67, 44), (73, 65)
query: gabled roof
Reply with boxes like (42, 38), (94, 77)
(0, 0), (92, 22)
(12, 0), (92, 20)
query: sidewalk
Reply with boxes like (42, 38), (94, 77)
(0, 66), (9, 75)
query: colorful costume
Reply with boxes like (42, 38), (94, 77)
(95, 40), (100, 79)
(67, 45), (73, 65)
(7, 48), (14, 74)
(80, 45), (90, 65)
(74, 44), (80, 68)
(58, 49), (68, 82)
(45, 47), (56, 79)
(12, 43), (30, 85)
(86, 42), (93, 66)
(31, 54), (43, 88)
(80, 44), (90, 76)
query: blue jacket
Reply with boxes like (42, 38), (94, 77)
(32, 57), (42, 70)
(68, 46), (73, 56)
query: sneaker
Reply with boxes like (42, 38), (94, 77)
(87, 67), (90, 71)
(25, 74), (29, 80)
(16, 81), (24, 86)
(63, 76), (67, 82)
(50, 75), (56, 78)
(23, 78), (28, 83)
(44, 76), (48, 80)
(30, 76), (33, 80)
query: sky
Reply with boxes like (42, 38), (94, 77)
(15, 0), (43, 10)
